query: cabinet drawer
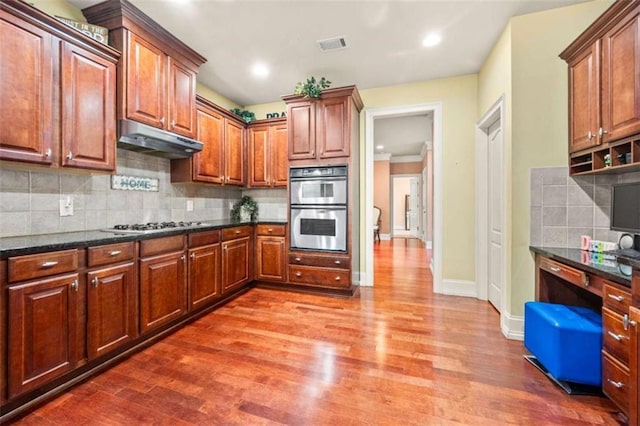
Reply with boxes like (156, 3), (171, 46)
(288, 265), (350, 288)
(140, 235), (185, 257)
(289, 253), (350, 269)
(602, 351), (629, 414)
(222, 226), (252, 241)
(256, 224), (285, 236)
(87, 242), (135, 267)
(539, 257), (588, 287)
(8, 249), (78, 283)
(189, 230), (220, 247)
(602, 307), (630, 364)
(603, 283), (631, 314)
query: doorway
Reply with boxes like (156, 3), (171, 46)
(364, 103), (443, 291)
(391, 175), (421, 238)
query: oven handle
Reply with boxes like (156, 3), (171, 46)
(289, 176), (347, 183)
(290, 205), (347, 210)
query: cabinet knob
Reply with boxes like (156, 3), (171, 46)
(109, 250), (121, 256)
(170, 120), (176, 127)
(549, 266), (561, 272)
(190, 252), (195, 260)
(66, 151), (73, 160)
(160, 117), (165, 125)
(335, 276), (341, 281)
(181, 255), (186, 262)
(92, 277), (99, 287)
(44, 148), (52, 159)
(599, 128), (608, 137)
(267, 228), (273, 233)
(607, 379), (624, 389)
(587, 131), (594, 141)
(295, 257), (301, 262)
(296, 272), (302, 277)
(41, 261), (59, 268)
(334, 260), (341, 265)
(70, 280), (78, 292)
(235, 230), (241, 234)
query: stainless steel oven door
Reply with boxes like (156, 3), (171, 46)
(290, 205), (347, 252)
(290, 178), (347, 205)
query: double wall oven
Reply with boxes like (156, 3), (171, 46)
(289, 165), (348, 252)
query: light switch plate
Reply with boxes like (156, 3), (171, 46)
(186, 199), (194, 211)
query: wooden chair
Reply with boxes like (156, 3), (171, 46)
(373, 206), (381, 242)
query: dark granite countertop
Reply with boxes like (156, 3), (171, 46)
(0, 219), (287, 258)
(530, 246), (635, 287)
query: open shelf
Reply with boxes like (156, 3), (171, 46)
(570, 136), (640, 175)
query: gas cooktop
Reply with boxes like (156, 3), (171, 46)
(102, 221), (211, 234)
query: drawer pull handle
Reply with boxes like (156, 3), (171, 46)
(92, 277), (99, 287)
(607, 331), (624, 341)
(235, 230), (241, 234)
(335, 276), (341, 281)
(268, 228), (273, 232)
(607, 379), (624, 389)
(296, 272), (302, 277)
(549, 266), (561, 272)
(295, 257), (301, 262)
(334, 260), (341, 265)
(42, 261), (59, 268)
(607, 294), (624, 302)
(109, 250), (121, 256)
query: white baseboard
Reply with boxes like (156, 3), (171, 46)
(501, 311), (524, 341)
(356, 270), (372, 287)
(380, 233), (391, 241)
(436, 279), (477, 298)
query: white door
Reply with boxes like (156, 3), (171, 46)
(422, 167), (428, 242)
(487, 119), (503, 312)
(409, 178), (420, 237)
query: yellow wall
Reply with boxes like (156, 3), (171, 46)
(195, 83), (240, 111)
(244, 101), (287, 120)
(360, 75), (479, 282)
(29, 0), (87, 21)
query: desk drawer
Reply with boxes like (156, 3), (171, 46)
(603, 283), (631, 314)
(602, 307), (630, 364)
(539, 257), (588, 288)
(602, 351), (629, 415)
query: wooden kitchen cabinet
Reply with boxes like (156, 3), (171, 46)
(0, 1), (119, 171)
(188, 230), (221, 310)
(221, 226), (253, 294)
(284, 86), (363, 163)
(248, 119), (288, 187)
(561, 1), (640, 174)
(83, 0), (206, 139)
(86, 242), (137, 360)
(139, 235), (187, 334)
(255, 225), (286, 282)
(171, 97), (246, 186)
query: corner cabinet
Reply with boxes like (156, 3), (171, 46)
(283, 87), (363, 162)
(171, 97), (246, 186)
(561, 1), (640, 174)
(248, 118), (288, 187)
(83, 0), (206, 139)
(0, 0), (119, 171)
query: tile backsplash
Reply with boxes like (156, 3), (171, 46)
(530, 167), (640, 248)
(0, 149), (287, 238)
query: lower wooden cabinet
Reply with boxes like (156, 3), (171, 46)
(188, 231), (221, 310)
(629, 305), (640, 426)
(87, 262), (137, 360)
(255, 224), (286, 282)
(288, 252), (351, 288)
(7, 273), (81, 399)
(222, 226), (253, 294)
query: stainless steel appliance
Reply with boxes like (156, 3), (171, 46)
(289, 165), (348, 252)
(102, 221), (211, 234)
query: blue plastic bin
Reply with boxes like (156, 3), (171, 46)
(524, 301), (602, 386)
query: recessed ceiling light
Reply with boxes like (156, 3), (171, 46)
(422, 34), (442, 48)
(251, 62), (270, 79)
(376, 145), (384, 150)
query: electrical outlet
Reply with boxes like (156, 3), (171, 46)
(59, 196), (73, 217)
(186, 199), (194, 211)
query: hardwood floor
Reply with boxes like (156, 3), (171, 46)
(12, 239), (621, 425)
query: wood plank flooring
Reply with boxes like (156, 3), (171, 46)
(12, 239), (621, 425)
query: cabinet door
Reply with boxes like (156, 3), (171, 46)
(288, 101), (316, 160)
(271, 123), (288, 187)
(630, 305), (640, 426)
(188, 243), (221, 310)
(61, 42), (116, 171)
(225, 119), (245, 186)
(126, 33), (166, 129)
(7, 273), (80, 399)
(0, 11), (55, 164)
(193, 106), (224, 183)
(318, 97), (350, 158)
(256, 236), (285, 282)
(167, 57), (196, 138)
(222, 236), (251, 294)
(601, 7), (640, 143)
(568, 42), (600, 153)
(139, 251), (187, 334)
(87, 262), (137, 360)
(249, 125), (270, 187)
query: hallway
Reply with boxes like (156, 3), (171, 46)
(12, 242), (619, 425)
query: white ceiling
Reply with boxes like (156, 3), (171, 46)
(68, 0), (587, 107)
(374, 113), (432, 157)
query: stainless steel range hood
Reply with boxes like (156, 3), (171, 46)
(117, 119), (203, 159)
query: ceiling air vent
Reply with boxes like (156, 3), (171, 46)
(317, 36), (348, 52)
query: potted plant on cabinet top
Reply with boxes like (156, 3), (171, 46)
(231, 196), (258, 222)
(293, 76), (331, 98)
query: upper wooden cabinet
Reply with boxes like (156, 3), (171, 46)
(83, 0), (205, 139)
(561, 1), (640, 174)
(248, 118), (288, 187)
(283, 86), (363, 164)
(171, 97), (246, 185)
(0, 0), (119, 171)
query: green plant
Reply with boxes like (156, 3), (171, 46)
(293, 76), (331, 98)
(229, 108), (256, 123)
(231, 195), (258, 222)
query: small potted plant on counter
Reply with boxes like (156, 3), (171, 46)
(231, 196), (258, 222)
